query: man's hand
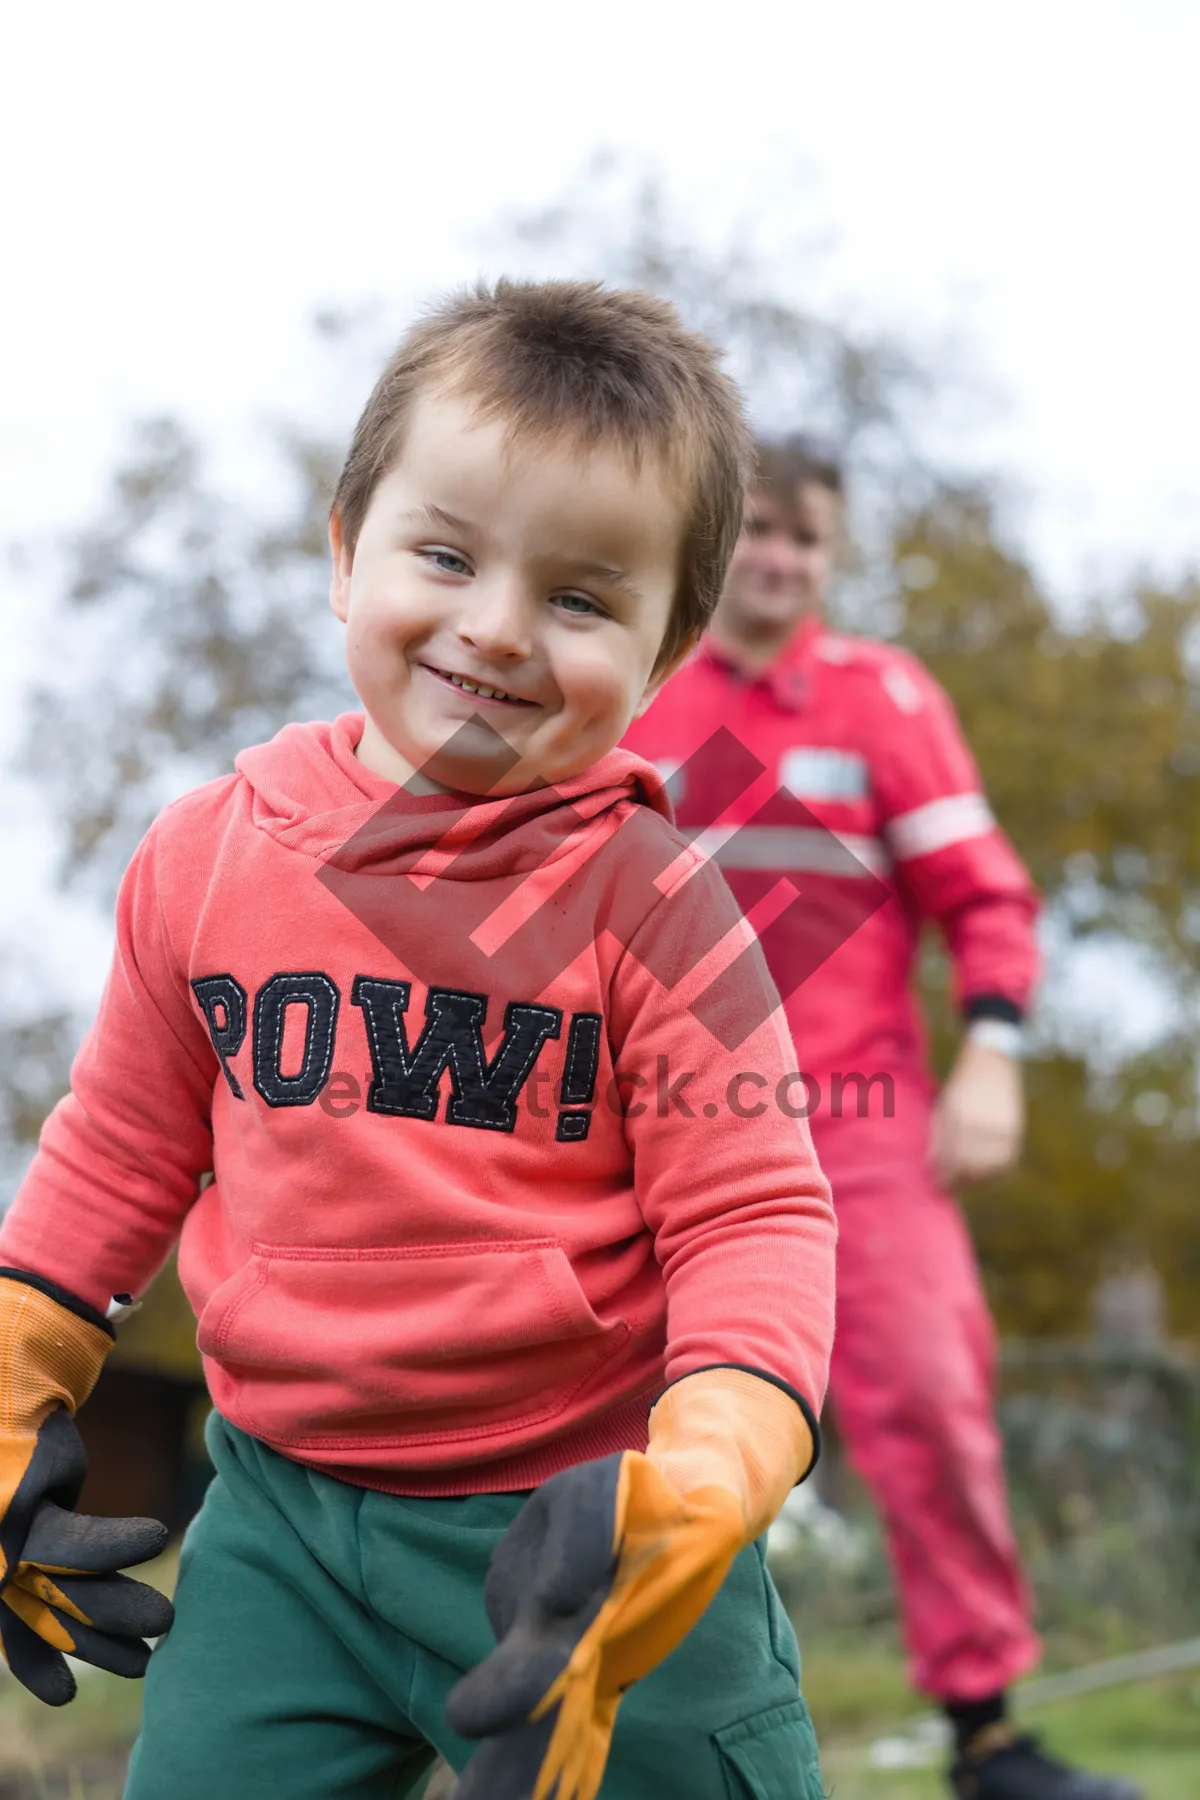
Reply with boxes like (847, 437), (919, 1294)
(930, 1038), (1024, 1190)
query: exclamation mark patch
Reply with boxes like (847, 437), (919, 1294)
(556, 1012), (602, 1143)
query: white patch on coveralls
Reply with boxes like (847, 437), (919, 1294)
(779, 746), (869, 803)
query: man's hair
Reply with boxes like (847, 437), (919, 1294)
(332, 279), (753, 668)
(755, 434), (845, 504)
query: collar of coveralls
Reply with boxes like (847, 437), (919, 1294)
(696, 609), (822, 714)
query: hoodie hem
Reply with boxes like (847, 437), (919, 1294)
(252, 1389), (658, 1496)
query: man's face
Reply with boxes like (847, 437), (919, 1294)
(329, 388), (687, 796)
(715, 480), (841, 641)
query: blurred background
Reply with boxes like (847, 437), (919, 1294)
(1, 3), (1199, 1794)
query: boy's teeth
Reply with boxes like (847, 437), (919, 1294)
(446, 670), (510, 701)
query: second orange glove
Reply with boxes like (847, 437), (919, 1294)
(446, 1368), (815, 1800)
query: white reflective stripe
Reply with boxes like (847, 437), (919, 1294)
(887, 792), (995, 861)
(693, 824), (890, 879)
(881, 664), (924, 714)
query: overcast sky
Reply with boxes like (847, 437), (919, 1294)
(1, 0), (1197, 1033)
(3, 1), (1198, 573)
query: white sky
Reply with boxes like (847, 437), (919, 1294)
(2, 0), (1198, 578)
(0, 0), (1197, 1033)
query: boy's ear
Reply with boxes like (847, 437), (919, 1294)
(329, 511), (352, 622)
(634, 630), (700, 717)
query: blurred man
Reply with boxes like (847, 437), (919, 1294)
(623, 439), (1139, 1800)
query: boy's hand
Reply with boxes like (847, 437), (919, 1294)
(446, 1370), (812, 1800)
(446, 1452), (742, 1800)
(930, 1038), (1025, 1190)
(0, 1271), (174, 1704)
(1, 1492), (174, 1702)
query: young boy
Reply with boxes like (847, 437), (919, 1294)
(0, 283), (836, 1800)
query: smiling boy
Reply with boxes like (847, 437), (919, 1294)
(332, 391), (685, 796)
(0, 282), (835, 1800)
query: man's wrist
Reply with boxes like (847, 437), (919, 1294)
(964, 1018), (1025, 1060)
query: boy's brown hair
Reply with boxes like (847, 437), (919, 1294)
(332, 279), (753, 669)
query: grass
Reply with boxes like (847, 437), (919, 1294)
(801, 1626), (1200, 1798)
(2, 1553), (1198, 1797)
(3, 1658), (1196, 1797)
(0, 1550), (175, 1800)
(0, 1674), (138, 1799)
(816, 1675), (1200, 1798)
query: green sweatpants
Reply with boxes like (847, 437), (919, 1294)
(125, 1413), (824, 1800)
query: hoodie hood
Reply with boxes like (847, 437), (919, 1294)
(234, 713), (675, 879)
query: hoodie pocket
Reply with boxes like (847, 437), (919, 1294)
(196, 1238), (630, 1449)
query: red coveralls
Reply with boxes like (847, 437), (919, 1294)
(623, 616), (1042, 1699)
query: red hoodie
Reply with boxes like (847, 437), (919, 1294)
(0, 715), (835, 1495)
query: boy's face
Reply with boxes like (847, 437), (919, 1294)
(714, 480), (841, 644)
(330, 390), (687, 796)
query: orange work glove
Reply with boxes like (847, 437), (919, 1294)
(446, 1368), (814, 1800)
(0, 1271), (174, 1704)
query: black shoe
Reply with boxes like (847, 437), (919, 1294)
(949, 1725), (1142, 1800)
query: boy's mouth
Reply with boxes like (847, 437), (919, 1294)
(422, 664), (537, 708)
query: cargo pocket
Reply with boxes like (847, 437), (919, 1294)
(714, 1698), (825, 1800)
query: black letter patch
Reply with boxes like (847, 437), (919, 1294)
(191, 975), (249, 1100)
(354, 978), (560, 1132)
(253, 973), (340, 1108)
(557, 1011), (602, 1142)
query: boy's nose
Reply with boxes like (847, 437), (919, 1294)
(455, 578), (534, 660)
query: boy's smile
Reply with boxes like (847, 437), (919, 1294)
(420, 665), (537, 708)
(329, 391), (689, 796)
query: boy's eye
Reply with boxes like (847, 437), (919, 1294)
(552, 591), (605, 618)
(420, 547), (471, 576)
